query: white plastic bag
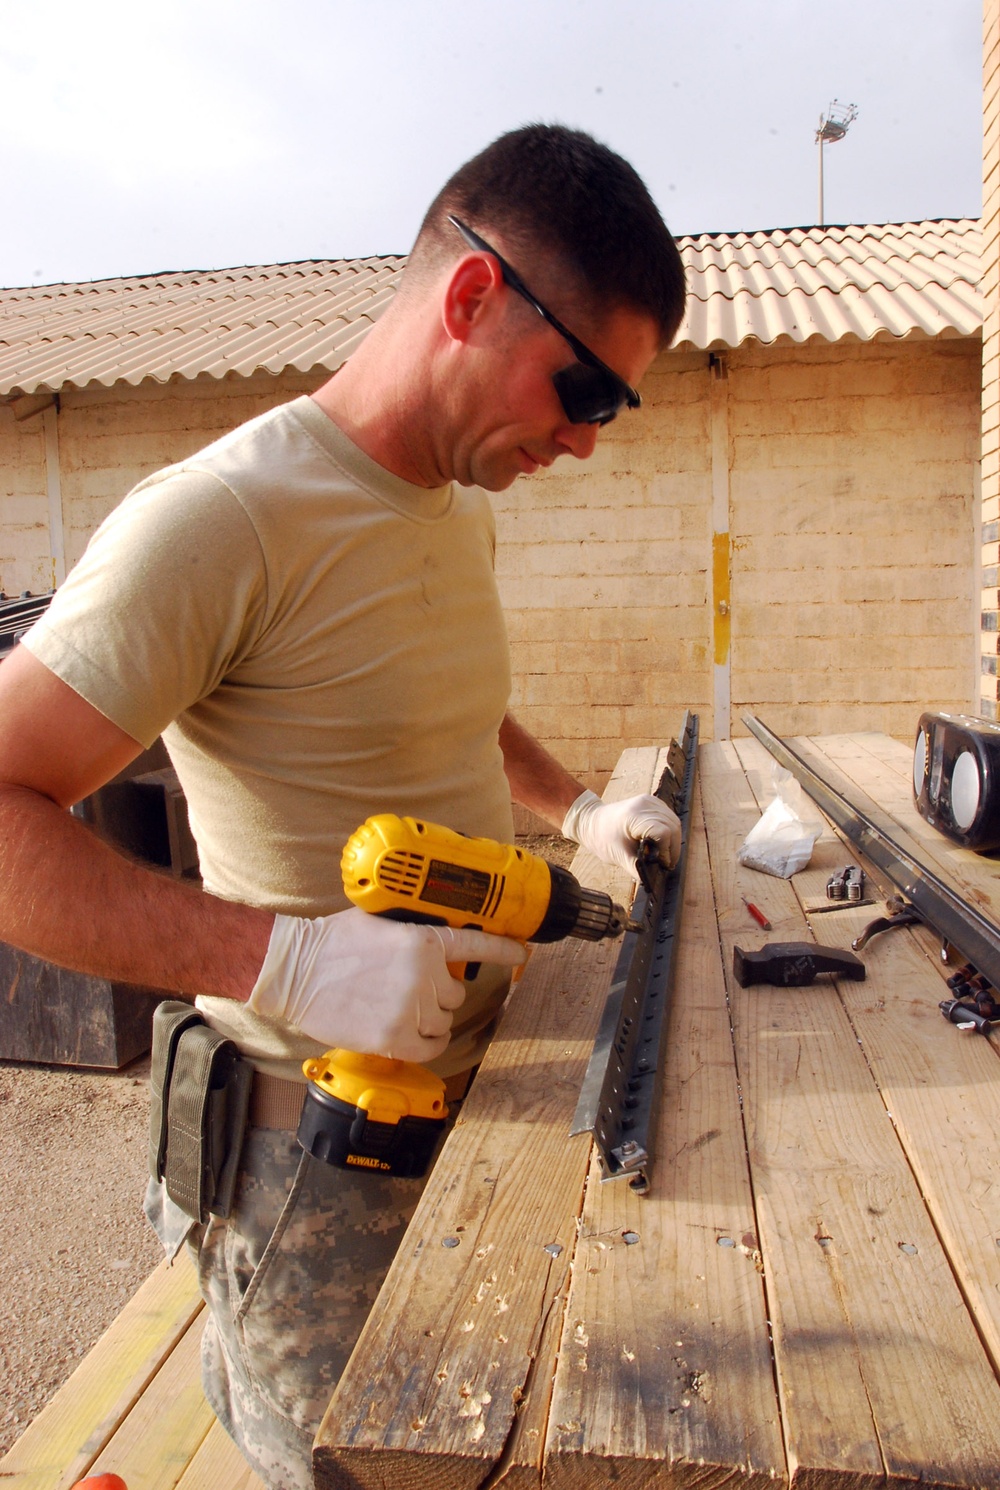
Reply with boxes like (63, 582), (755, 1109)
(738, 766), (824, 879)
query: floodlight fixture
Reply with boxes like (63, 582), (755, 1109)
(815, 99), (859, 225)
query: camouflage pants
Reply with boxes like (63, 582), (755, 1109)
(145, 1128), (427, 1490)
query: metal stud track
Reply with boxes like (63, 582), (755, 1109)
(570, 712), (699, 1194)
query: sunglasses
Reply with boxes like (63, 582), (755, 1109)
(448, 216), (641, 427)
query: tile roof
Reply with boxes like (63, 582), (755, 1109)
(0, 220), (981, 399)
(677, 219), (981, 351)
(0, 258), (406, 400)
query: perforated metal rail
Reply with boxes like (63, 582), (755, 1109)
(570, 712), (699, 1194)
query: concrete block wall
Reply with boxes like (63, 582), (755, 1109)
(56, 373), (318, 572)
(0, 372), (317, 595)
(0, 334), (981, 793)
(495, 334), (979, 777)
(493, 349), (712, 783)
(727, 336), (980, 740)
(983, 0), (1000, 716)
(0, 403), (50, 594)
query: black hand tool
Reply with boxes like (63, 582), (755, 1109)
(852, 898), (922, 952)
(733, 941), (866, 988)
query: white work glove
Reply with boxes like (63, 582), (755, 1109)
(248, 908), (526, 1063)
(562, 790), (682, 883)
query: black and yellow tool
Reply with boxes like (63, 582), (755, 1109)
(297, 814), (629, 1177)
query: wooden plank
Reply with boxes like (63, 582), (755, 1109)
(730, 751), (869, 923)
(82, 1319), (214, 1490)
(793, 732), (1000, 927)
(804, 731), (956, 851)
(749, 735), (1000, 1388)
(543, 765), (786, 1489)
(787, 733), (1000, 987)
(701, 737), (813, 947)
(802, 897), (1000, 1383)
(723, 738), (1000, 1487)
(828, 730), (913, 784)
(313, 747), (661, 1490)
(0, 1254), (203, 1490)
(175, 1421), (267, 1490)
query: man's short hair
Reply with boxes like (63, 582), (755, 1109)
(411, 123), (685, 348)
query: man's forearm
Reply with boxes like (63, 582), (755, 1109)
(0, 783), (272, 1001)
(499, 713), (586, 829)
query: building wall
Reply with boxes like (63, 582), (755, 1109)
(494, 348), (712, 783)
(983, 0), (1000, 716)
(0, 336), (981, 789)
(726, 336), (980, 740)
(56, 372), (318, 572)
(0, 402), (49, 594)
(0, 373), (318, 594)
(495, 334), (980, 777)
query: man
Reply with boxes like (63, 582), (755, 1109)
(0, 125), (686, 1486)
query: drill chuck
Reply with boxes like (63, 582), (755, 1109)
(534, 865), (627, 941)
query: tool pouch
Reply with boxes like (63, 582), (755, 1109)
(148, 999), (253, 1224)
(149, 1000), (203, 1185)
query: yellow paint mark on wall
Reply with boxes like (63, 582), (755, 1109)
(713, 531), (731, 666)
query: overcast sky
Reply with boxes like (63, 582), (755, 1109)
(1, 0), (983, 289)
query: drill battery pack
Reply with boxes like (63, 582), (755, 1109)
(298, 1049), (448, 1178)
(300, 813), (627, 1181)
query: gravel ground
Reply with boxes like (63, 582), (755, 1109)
(0, 1055), (162, 1455)
(0, 833), (578, 1457)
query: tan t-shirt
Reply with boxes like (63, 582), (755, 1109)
(25, 395), (515, 1077)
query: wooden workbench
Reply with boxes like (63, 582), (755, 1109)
(6, 731), (1000, 1490)
(316, 731), (1000, 1490)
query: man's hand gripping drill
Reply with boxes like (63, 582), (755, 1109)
(248, 908), (524, 1063)
(245, 802), (680, 1176)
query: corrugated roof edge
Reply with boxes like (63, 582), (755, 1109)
(0, 220), (981, 398)
(0, 255), (410, 296)
(0, 217), (969, 290)
(677, 215), (969, 239)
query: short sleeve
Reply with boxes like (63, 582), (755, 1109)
(23, 468), (268, 748)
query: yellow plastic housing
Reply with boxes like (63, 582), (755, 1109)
(301, 1050), (447, 1124)
(341, 813), (553, 939)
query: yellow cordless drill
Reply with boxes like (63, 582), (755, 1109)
(297, 814), (629, 1177)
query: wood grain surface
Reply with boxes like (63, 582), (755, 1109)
(314, 748), (660, 1490)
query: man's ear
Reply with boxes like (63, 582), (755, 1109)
(441, 252), (505, 345)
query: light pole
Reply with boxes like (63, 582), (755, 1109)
(816, 100), (858, 226)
